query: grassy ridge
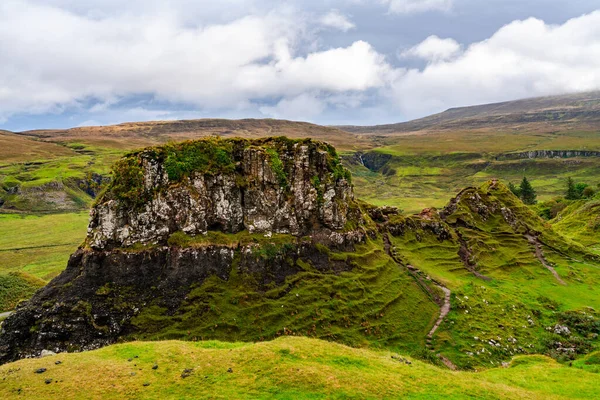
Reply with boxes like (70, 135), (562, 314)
(387, 183), (600, 369)
(1, 337), (599, 399)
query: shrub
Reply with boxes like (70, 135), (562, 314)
(110, 156), (148, 208)
(266, 148), (288, 189)
(582, 186), (596, 199)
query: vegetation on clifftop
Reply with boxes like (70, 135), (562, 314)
(102, 137), (351, 209)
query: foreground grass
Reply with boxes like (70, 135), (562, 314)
(0, 337), (598, 399)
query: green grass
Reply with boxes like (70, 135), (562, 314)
(1, 336), (598, 399)
(0, 213), (88, 280)
(552, 199), (600, 248)
(386, 183), (600, 369)
(130, 237), (439, 356)
(0, 272), (45, 312)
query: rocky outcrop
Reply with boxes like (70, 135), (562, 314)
(496, 150), (600, 161)
(0, 137), (368, 365)
(88, 138), (358, 250)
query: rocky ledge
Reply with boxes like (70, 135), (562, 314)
(88, 137), (358, 249)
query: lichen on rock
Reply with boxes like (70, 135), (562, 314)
(88, 137), (359, 250)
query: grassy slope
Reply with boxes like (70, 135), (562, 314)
(349, 131), (600, 213)
(0, 272), (45, 312)
(552, 199), (600, 252)
(0, 213), (88, 281)
(1, 337), (599, 400)
(130, 237), (439, 355)
(388, 183), (600, 369)
(0, 131), (76, 164)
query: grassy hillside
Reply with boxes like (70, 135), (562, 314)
(0, 272), (45, 312)
(347, 145), (600, 213)
(129, 237), (439, 355)
(0, 213), (88, 281)
(552, 199), (600, 252)
(1, 337), (599, 399)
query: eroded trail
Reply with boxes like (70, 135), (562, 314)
(383, 233), (456, 370)
(525, 234), (566, 285)
(427, 285), (451, 339)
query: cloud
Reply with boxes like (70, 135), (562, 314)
(401, 35), (461, 62)
(390, 11), (600, 118)
(0, 1), (390, 122)
(2, 1), (600, 126)
(319, 9), (356, 32)
(260, 93), (326, 120)
(382, 0), (453, 14)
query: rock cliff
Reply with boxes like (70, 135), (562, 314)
(0, 138), (368, 364)
(88, 137), (357, 249)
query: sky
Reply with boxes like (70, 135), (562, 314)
(1, 0), (600, 131)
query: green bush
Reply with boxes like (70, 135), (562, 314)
(266, 148), (288, 189)
(110, 156), (148, 208)
(164, 140), (235, 181)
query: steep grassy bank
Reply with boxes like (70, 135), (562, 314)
(1, 337), (599, 400)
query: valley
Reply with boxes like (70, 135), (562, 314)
(1, 93), (600, 398)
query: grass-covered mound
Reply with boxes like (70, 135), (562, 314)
(1, 336), (599, 400)
(387, 181), (600, 369)
(128, 236), (438, 355)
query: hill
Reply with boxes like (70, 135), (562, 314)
(1, 337), (599, 400)
(341, 91), (600, 134)
(18, 118), (373, 152)
(2, 139), (599, 373)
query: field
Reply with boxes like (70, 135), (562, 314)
(1, 337), (599, 399)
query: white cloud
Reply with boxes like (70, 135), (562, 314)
(390, 11), (600, 118)
(260, 93), (326, 120)
(320, 10), (356, 32)
(382, 0), (453, 14)
(0, 1), (390, 122)
(401, 35), (461, 62)
(2, 1), (600, 125)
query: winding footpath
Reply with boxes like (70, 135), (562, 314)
(426, 285), (451, 339)
(383, 233), (458, 370)
(525, 234), (566, 285)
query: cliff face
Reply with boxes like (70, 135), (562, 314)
(0, 138), (368, 364)
(496, 150), (600, 161)
(88, 138), (356, 249)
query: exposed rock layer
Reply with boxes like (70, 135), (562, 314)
(89, 138), (357, 249)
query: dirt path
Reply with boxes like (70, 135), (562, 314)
(384, 233), (459, 370)
(525, 234), (566, 285)
(427, 285), (451, 338)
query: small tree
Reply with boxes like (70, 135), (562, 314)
(508, 182), (521, 197)
(519, 177), (537, 205)
(575, 183), (589, 199)
(566, 177), (579, 200)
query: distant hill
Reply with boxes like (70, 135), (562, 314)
(17, 118), (373, 152)
(341, 91), (600, 134)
